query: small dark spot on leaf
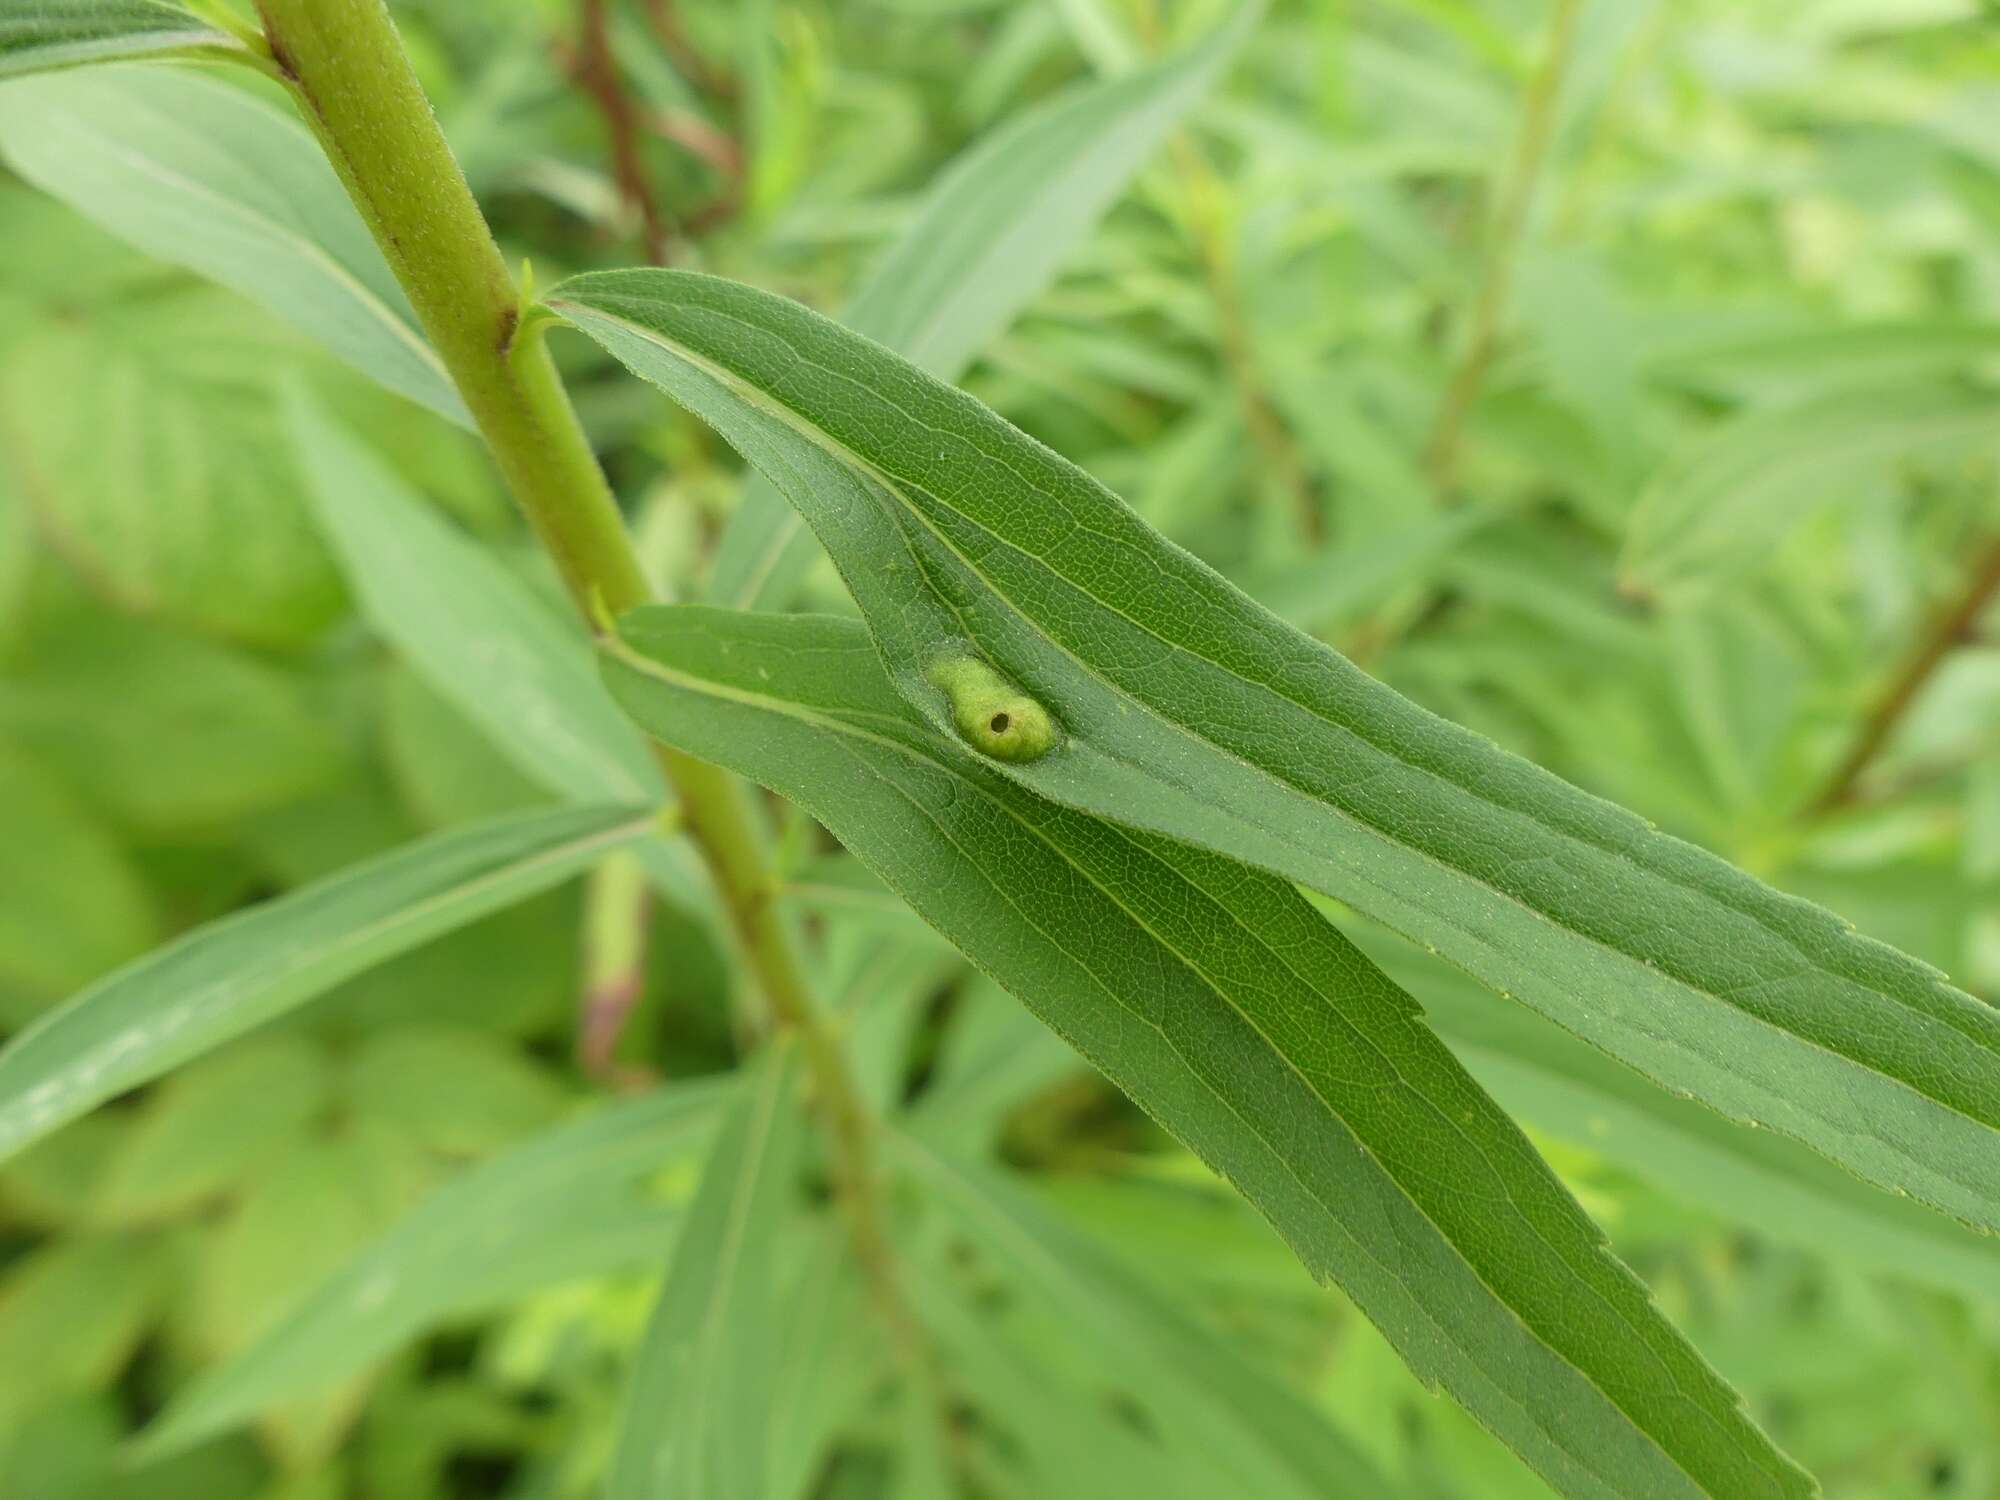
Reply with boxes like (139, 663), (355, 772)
(989, 712), (1010, 733)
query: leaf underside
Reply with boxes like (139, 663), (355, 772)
(0, 67), (468, 424)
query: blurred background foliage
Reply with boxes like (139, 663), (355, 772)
(2, 0), (2000, 1495)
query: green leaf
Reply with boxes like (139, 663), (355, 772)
(0, 739), (156, 1007)
(140, 1081), (725, 1458)
(0, 1234), (168, 1429)
(904, 1255), (1218, 1500)
(0, 0), (242, 79)
(599, 605), (1810, 1500)
(765, 1228), (874, 1500)
(553, 266), (2000, 1238)
(287, 390), (659, 806)
(893, 1133), (1404, 1500)
(702, 5), (1253, 611)
(286, 390), (721, 928)
(609, 1045), (804, 1500)
(1373, 935), (2000, 1308)
(0, 610), (343, 831)
(1, 285), (349, 647)
(0, 66), (466, 424)
(378, 664), (553, 829)
(0, 803), (652, 1165)
(91, 1035), (330, 1225)
(903, 974), (1079, 1151)
(186, 1129), (414, 1359)
(344, 1025), (563, 1158)
(1646, 318), (2000, 402)
(1621, 383), (2000, 594)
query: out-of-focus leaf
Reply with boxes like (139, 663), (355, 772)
(766, 1228), (873, 1500)
(557, 267), (2000, 1242)
(1647, 319), (2000, 403)
(0, 66), (465, 423)
(703, 6), (1255, 610)
(288, 392), (721, 927)
(141, 1081), (725, 1457)
(0, 1112), (120, 1227)
(186, 1131), (411, 1358)
(345, 1025), (564, 1158)
(0, 739), (156, 1008)
(0, 0), (241, 80)
(310, 887), (582, 1040)
(904, 975), (1079, 1150)
(1232, 510), (1488, 633)
(0, 612), (342, 831)
(825, 921), (962, 1115)
(609, 1046), (803, 1500)
(182, 1126), (425, 1463)
(599, 605), (1809, 1500)
(906, 1257), (1210, 1500)
(0, 457), (33, 653)
(1622, 383), (2000, 594)
(0, 1234), (168, 1429)
(290, 392), (660, 806)
(0, 1392), (120, 1500)
(378, 664), (552, 829)
(91, 1036), (330, 1225)
(895, 1133), (1403, 1499)
(0, 288), (348, 646)
(0, 803), (652, 1165)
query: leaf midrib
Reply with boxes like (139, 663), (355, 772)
(0, 809), (652, 1156)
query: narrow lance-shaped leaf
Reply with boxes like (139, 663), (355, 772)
(765, 1228), (875, 1500)
(285, 390), (723, 930)
(0, 67), (467, 424)
(0, 803), (652, 1165)
(288, 390), (659, 806)
(610, 1042), (804, 1500)
(703, 4), (1256, 611)
(0, 0), (242, 79)
(140, 1080), (729, 1458)
(552, 267), (2000, 1235)
(599, 605), (1809, 1500)
(1366, 935), (2000, 1309)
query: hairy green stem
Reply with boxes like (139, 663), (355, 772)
(254, 0), (914, 1368)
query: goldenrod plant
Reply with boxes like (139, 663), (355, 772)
(1, 2), (1997, 1496)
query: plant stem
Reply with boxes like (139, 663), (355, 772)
(1136, 0), (1315, 542)
(1802, 534), (2000, 818)
(572, 0), (672, 263)
(578, 849), (655, 1085)
(254, 0), (921, 1390)
(1423, 0), (1583, 497)
(1172, 134), (1322, 542)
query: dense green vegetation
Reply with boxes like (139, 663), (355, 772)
(1, 1), (1998, 1496)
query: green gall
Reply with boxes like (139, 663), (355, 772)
(928, 655), (1058, 763)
